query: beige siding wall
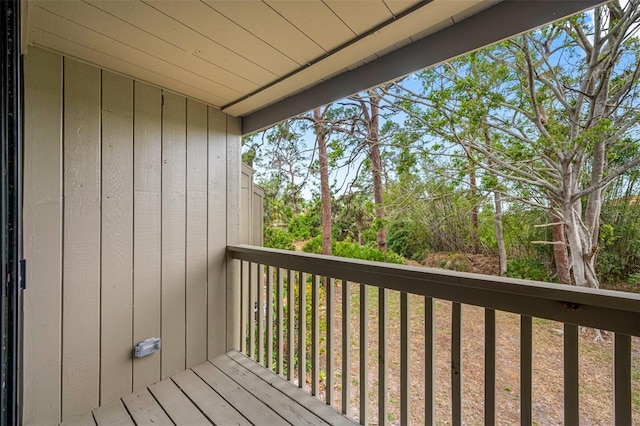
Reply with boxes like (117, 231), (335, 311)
(22, 47), (241, 425)
(240, 163), (264, 246)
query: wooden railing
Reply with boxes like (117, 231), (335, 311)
(227, 244), (639, 425)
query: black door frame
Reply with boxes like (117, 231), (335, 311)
(1, 0), (23, 424)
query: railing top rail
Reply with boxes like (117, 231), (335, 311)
(228, 244), (640, 336)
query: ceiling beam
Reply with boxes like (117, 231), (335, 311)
(242, 0), (608, 134)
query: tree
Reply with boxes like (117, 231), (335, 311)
(351, 90), (388, 252)
(389, 0), (640, 296)
(313, 107), (333, 255)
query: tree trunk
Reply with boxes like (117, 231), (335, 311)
(469, 160), (479, 254)
(288, 163), (298, 216)
(367, 91), (387, 252)
(314, 107), (332, 256)
(552, 221), (571, 285)
(484, 129), (507, 275)
(550, 205), (571, 285)
(493, 190), (507, 276)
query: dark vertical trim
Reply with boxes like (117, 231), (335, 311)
(131, 80), (136, 393)
(1, 1), (22, 423)
(97, 68), (103, 407)
(58, 55), (65, 426)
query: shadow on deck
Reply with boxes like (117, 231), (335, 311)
(61, 351), (357, 426)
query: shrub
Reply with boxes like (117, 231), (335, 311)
(506, 257), (551, 282)
(387, 220), (429, 261)
(264, 227), (295, 251)
(302, 236), (404, 264)
(288, 213), (319, 240)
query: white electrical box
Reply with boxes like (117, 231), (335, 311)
(134, 337), (161, 358)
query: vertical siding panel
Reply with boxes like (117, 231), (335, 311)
(133, 82), (162, 389)
(23, 47), (63, 425)
(62, 59), (102, 420)
(226, 116), (242, 352)
(101, 71), (134, 403)
(161, 92), (187, 379)
(186, 99), (208, 367)
(208, 107), (227, 358)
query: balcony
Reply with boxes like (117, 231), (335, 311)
(228, 244), (639, 425)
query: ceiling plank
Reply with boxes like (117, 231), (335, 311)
(30, 7), (233, 107)
(382, 0), (420, 16)
(30, 28), (229, 108)
(241, 0), (607, 133)
(85, 0), (278, 86)
(265, 0), (354, 51)
(204, 0), (324, 66)
(37, 0), (259, 95)
(322, 1), (392, 35)
(147, 0), (299, 76)
(224, 0), (484, 117)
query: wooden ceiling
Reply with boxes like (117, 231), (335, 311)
(23, 0), (498, 116)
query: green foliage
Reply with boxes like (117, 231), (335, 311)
(506, 257), (551, 282)
(628, 273), (640, 285)
(302, 236), (404, 264)
(387, 220), (430, 261)
(264, 227), (295, 251)
(287, 211), (319, 240)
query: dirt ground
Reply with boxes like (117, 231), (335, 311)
(290, 248), (639, 425)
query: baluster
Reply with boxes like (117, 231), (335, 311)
(563, 324), (579, 424)
(425, 297), (434, 425)
(521, 316), (532, 425)
(287, 269), (295, 382)
(298, 271), (306, 389)
(257, 264), (265, 365)
(249, 262), (256, 360)
(327, 277), (335, 406)
(360, 284), (369, 425)
(240, 260), (247, 354)
(484, 309), (496, 426)
(379, 288), (388, 426)
(342, 279), (351, 416)
(312, 274), (320, 396)
(266, 265), (274, 369)
(400, 292), (410, 426)
(451, 302), (462, 426)
(613, 333), (632, 424)
(277, 268), (284, 375)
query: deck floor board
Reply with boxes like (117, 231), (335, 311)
(122, 387), (174, 426)
(61, 351), (355, 426)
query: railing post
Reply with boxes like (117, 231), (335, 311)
(451, 302), (462, 426)
(326, 277), (335, 407)
(613, 333), (632, 424)
(564, 324), (579, 424)
(379, 288), (388, 426)
(484, 309), (496, 426)
(226, 253), (241, 352)
(276, 268), (284, 375)
(359, 284), (369, 425)
(266, 265), (274, 369)
(287, 269), (295, 382)
(520, 316), (533, 426)
(342, 279), (352, 417)
(400, 292), (410, 426)
(257, 264), (265, 365)
(312, 274), (320, 396)
(298, 271), (307, 390)
(425, 297), (434, 425)
(249, 262), (256, 360)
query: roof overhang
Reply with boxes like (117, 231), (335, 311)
(22, 0), (608, 135)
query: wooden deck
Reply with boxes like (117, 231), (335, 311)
(61, 351), (357, 426)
